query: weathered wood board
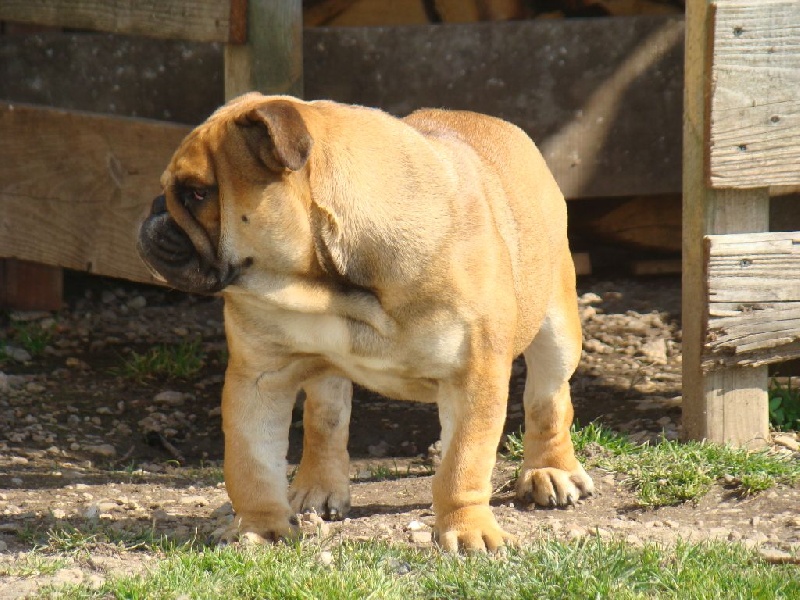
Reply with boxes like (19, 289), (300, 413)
(708, 0), (800, 189)
(305, 17), (685, 199)
(683, 0), (769, 448)
(0, 0), (246, 43)
(0, 16), (685, 199)
(704, 231), (800, 369)
(0, 103), (190, 283)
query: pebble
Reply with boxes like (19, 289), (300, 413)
(5, 346), (32, 362)
(298, 511), (330, 537)
(773, 433), (799, 452)
(84, 444), (116, 458)
(127, 295), (147, 310)
(367, 440), (390, 458)
(639, 338), (668, 364)
(406, 520), (426, 532)
(153, 391), (187, 407)
(317, 551), (334, 567)
(410, 531), (432, 544)
(179, 495), (210, 507)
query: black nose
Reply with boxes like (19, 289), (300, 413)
(150, 194), (167, 216)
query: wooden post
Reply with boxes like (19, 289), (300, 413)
(224, 0), (303, 101)
(682, 0), (769, 447)
(0, 258), (63, 311)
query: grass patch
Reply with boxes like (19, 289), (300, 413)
(39, 538), (799, 599)
(505, 423), (800, 507)
(0, 318), (56, 361)
(18, 521), (183, 556)
(0, 553), (69, 578)
(769, 378), (800, 431)
(116, 339), (205, 381)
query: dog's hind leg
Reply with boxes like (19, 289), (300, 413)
(288, 375), (352, 520)
(516, 249), (594, 507)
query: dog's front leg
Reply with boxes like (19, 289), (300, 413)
(433, 363), (515, 553)
(219, 362), (298, 543)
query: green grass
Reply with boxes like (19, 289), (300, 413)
(18, 521), (178, 556)
(0, 553), (69, 578)
(116, 339), (206, 381)
(0, 319), (56, 361)
(35, 538), (800, 599)
(505, 422), (800, 507)
(769, 378), (800, 431)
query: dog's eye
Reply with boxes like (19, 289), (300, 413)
(180, 188), (208, 205)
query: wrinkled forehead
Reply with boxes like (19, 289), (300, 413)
(160, 126), (217, 189)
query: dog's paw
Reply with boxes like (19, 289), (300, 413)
(213, 510), (300, 546)
(515, 464), (594, 507)
(434, 506), (515, 553)
(289, 471), (351, 521)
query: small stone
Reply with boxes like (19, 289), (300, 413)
(367, 440), (390, 458)
(639, 338), (668, 364)
(153, 391), (186, 407)
(52, 509), (67, 519)
(298, 511), (330, 537)
(773, 434), (799, 452)
(180, 495), (210, 507)
(758, 548), (797, 564)
(583, 339), (612, 354)
(317, 551), (334, 567)
(84, 444), (116, 458)
(579, 292), (603, 305)
(410, 531), (432, 544)
(406, 520), (426, 532)
(211, 502), (234, 519)
(127, 295), (147, 310)
(5, 346), (32, 362)
(10, 456), (28, 465)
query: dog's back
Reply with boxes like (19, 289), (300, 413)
(403, 108), (571, 352)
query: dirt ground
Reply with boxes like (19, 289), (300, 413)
(1, 272), (798, 596)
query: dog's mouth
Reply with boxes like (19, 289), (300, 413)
(137, 213), (239, 294)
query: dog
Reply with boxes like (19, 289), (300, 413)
(137, 93), (594, 552)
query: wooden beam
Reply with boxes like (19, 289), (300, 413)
(683, 0), (769, 448)
(708, 0), (800, 189)
(225, 0), (303, 101)
(0, 0), (246, 44)
(0, 259), (62, 311)
(704, 231), (800, 369)
(0, 103), (190, 284)
(0, 17), (684, 199)
(304, 17), (685, 199)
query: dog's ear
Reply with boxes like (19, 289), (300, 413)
(235, 100), (313, 172)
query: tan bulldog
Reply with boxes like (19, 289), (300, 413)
(137, 93), (593, 552)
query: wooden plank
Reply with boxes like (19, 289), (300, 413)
(303, 16), (685, 198)
(225, 0), (303, 100)
(0, 0), (244, 44)
(708, 0), (800, 189)
(572, 253), (592, 277)
(683, 0), (769, 448)
(0, 103), (190, 284)
(0, 17), (684, 199)
(704, 232), (800, 369)
(705, 232), (800, 303)
(0, 259), (62, 311)
(630, 259), (682, 276)
(0, 34), (224, 125)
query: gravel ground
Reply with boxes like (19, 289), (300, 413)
(1, 273), (798, 596)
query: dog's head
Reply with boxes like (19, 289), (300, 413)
(137, 93), (314, 294)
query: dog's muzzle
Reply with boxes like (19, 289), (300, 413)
(137, 194), (238, 294)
